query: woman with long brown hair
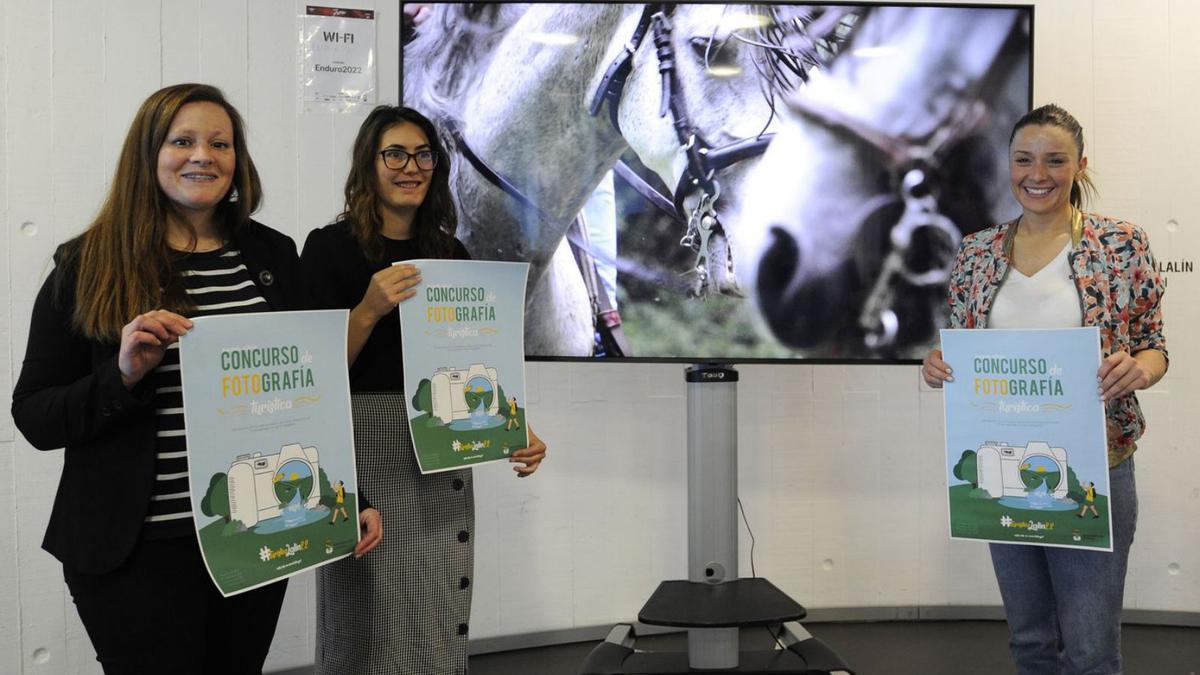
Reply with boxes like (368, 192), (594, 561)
(302, 105), (547, 674)
(11, 83), (380, 673)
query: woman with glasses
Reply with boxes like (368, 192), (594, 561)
(10, 83), (385, 673)
(302, 105), (547, 674)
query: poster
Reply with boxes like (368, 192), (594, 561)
(941, 328), (1113, 551)
(301, 5), (376, 111)
(398, 260), (531, 474)
(180, 310), (359, 596)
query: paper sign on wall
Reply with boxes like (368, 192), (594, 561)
(301, 5), (376, 111)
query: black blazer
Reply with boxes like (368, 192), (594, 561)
(11, 220), (305, 575)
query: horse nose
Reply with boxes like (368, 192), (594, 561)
(755, 225), (838, 349)
(758, 226), (800, 304)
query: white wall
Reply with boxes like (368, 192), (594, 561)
(2, 1), (1198, 673)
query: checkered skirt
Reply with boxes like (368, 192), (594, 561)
(316, 392), (474, 675)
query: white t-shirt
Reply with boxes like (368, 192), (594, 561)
(988, 243), (1083, 329)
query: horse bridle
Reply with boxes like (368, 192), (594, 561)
(589, 4), (776, 298)
(786, 96), (981, 352)
(447, 4), (773, 300)
(783, 11), (1028, 352)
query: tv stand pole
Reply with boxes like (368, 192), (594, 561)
(579, 365), (855, 674)
(685, 363), (739, 667)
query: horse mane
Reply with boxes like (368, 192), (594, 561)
(705, 5), (858, 133)
(405, 4), (855, 106)
(737, 5), (856, 94)
(402, 3), (522, 126)
(405, 4), (857, 128)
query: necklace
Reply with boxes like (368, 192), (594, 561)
(1003, 207), (1082, 260)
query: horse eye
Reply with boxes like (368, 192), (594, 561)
(689, 37), (713, 61)
(689, 36), (737, 70)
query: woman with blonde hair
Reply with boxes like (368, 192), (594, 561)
(922, 103), (1166, 674)
(12, 82), (380, 673)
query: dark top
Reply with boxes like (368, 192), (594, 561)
(300, 220), (470, 392)
(11, 220), (305, 574)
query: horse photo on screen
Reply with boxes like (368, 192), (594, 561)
(401, 3), (1030, 361)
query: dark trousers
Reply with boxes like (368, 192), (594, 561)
(63, 534), (288, 675)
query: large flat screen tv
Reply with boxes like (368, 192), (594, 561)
(400, 3), (1032, 363)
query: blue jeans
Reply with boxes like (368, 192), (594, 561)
(989, 456), (1137, 675)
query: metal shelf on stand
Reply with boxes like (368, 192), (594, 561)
(579, 622), (856, 675)
(638, 578), (806, 628)
(578, 365), (856, 675)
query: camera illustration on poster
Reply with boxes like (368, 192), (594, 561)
(397, 260), (531, 473)
(180, 310), (358, 596)
(941, 328), (1113, 551)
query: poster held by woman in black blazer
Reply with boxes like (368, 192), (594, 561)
(11, 83), (381, 674)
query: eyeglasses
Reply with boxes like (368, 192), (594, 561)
(380, 148), (438, 171)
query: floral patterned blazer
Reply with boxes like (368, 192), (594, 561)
(946, 212), (1167, 467)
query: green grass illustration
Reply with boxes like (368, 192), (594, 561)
(948, 484), (1110, 549)
(410, 409), (530, 472)
(197, 495), (359, 594)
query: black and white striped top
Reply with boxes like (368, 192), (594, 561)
(145, 247), (269, 537)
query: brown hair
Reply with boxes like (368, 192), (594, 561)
(1009, 103), (1097, 209)
(338, 105), (457, 261)
(67, 83), (261, 340)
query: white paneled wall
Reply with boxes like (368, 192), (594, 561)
(2, 1), (1199, 673)
(0, 7), (14, 673)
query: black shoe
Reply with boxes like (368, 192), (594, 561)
(1093, 514), (1100, 519)
(1077, 514), (1083, 518)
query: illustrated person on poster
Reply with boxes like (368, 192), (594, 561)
(331, 480), (350, 524)
(505, 395), (522, 431)
(301, 105), (548, 674)
(10, 83), (379, 672)
(921, 104), (1167, 674)
(1078, 481), (1099, 519)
